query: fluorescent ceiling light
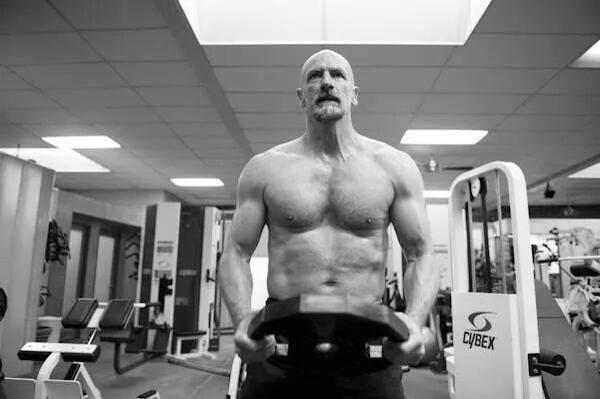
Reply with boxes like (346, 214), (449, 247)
(568, 162), (600, 178)
(424, 190), (450, 199)
(171, 178), (224, 187)
(571, 40), (600, 68)
(401, 129), (488, 145)
(179, 0), (491, 45)
(42, 135), (121, 149)
(0, 148), (110, 173)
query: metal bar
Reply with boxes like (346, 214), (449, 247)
(495, 171), (507, 293)
(479, 178), (494, 293)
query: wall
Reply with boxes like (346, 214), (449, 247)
(426, 203), (452, 289)
(44, 189), (144, 316)
(0, 153), (55, 376)
(74, 189), (181, 215)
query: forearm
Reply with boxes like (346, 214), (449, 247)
(218, 248), (253, 327)
(403, 248), (440, 329)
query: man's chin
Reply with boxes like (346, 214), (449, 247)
(311, 106), (343, 122)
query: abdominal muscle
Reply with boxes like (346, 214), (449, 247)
(265, 225), (388, 302)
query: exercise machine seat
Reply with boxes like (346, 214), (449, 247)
(99, 299), (133, 330)
(570, 261), (600, 277)
(62, 299), (98, 329)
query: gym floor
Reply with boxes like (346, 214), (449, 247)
(37, 336), (449, 399)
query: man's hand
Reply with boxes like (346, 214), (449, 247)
(383, 312), (425, 366)
(233, 311), (276, 363)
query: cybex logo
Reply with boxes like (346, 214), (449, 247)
(463, 311), (496, 350)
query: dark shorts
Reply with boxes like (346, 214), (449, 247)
(240, 360), (405, 399)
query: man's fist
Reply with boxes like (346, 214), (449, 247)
(383, 312), (425, 366)
(234, 312), (276, 363)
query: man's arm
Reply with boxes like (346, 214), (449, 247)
(219, 155), (267, 327)
(387, 150), (440, 329)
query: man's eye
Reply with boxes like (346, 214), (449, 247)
(308, 71), (321, 80)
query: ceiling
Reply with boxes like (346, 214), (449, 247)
(0, 0), (599, 206)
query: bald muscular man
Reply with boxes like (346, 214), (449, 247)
(219, 50), (440, 399)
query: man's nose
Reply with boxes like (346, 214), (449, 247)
(320, 72), (333, 90)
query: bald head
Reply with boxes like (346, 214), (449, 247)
(301, 49), (355, 85)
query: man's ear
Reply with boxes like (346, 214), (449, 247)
(296, 88), (305, 107)
(351, 86), (359, 106)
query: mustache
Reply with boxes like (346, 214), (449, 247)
(316, 92), (340, 103)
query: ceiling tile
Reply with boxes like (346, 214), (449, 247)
(0, 67), (31, 89)
(205, 45), (322, 66)
(0, 90), (59, 109)
(83, 29), (185, 61)
(483, 130), (598, 146)
(25, 124), (108, 137)
(128, 147), (197, 159)
(154, 107), (222, 123)
(113, 62), (199, 86)
(3, 108), (80, 124)
(420, 94), (528, 114)
(237, 112), (304, 129)
(497, 115), (600, 131)
(353, 114), (413, 133)
(474, 0), (600, 34)
(331, 45), (454, 66)
(355, 94), (423, 113)
(516, 95), (600, 115)
(0, 0), (71, 34)
(0, 134), (47, 147)
(448, 34), (597, 68)
(409, 114), (505, 129)
(244, 129), (304, 142)
(0, 124), (36, 136)
(192, 147), (244, 159)
(71, 107), (160, 123)
(214, 67), (299, 92)
(137, 87), (212, 107)
(51, 0), (166, 29)
(0, 33), (100, 65)
(541, 70), (600, 95)
(47, 88), (144, 107)
(227, 93), (300, 113)
(434, 68), (556, 93)
(99, 123), (174, 138)
(12, 63), (125, 89)
(170, 123), (229, 137)
(181, 136), (237, 149)
(117, 136), (183, 149)
(355, 67), (441, 93)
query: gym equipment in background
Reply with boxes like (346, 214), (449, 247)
(139, 204), (224, 363)
(0, 297), (160, 399)
(99, 300), (170, 374)
(446, 161), (600, 399)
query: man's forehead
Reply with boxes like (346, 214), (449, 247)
(301, 50), (354, 79)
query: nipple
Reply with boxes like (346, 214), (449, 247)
(367, 218), (373, 224)
(287, 215), (294, 222)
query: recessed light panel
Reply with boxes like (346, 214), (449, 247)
(568, 162), (600, 178)
(401, 130), (488, 145)
(0, 148), (110, 173)
(571, 40), (600, 68)
(171, 178), (224, 187)
(180, 0), (491, 45)
(42, 136), (121, 149)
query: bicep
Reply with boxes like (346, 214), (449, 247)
(225, 156), (267, 259)
(389, 156), (430, 258)
(228, 196), (266, 259)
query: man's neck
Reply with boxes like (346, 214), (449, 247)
(303, 116), (359, 161)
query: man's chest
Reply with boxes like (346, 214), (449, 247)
(264, 158), (395, 229)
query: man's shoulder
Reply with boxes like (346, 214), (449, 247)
(360, 137), (415, 168)
(242, 139), (303, 176)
